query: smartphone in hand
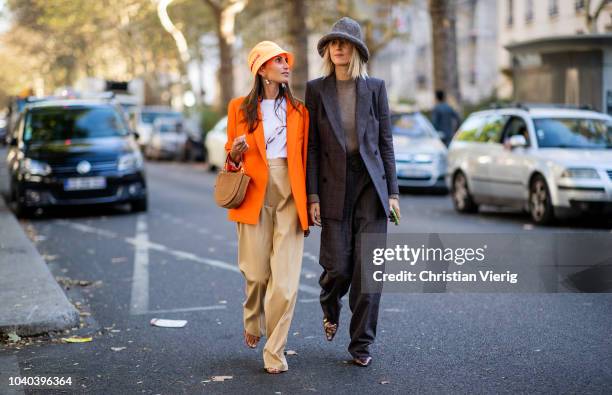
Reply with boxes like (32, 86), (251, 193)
(389, 207), (400, 226)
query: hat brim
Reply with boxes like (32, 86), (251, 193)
(317, 32), (369, 63)
(251, 50), (294, 76)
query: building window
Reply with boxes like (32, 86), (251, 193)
(549, 0), (559, 16)
(416, 74), (428, 90)
(507, 0), (514, 26)
(526, 0), (534, 23)
(575, 0), (585, 11)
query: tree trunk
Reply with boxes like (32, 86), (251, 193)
(429, 0), (462, 111)
(287, 0), (309, 100)
(215, 10), (234, 112)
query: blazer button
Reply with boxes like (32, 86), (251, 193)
(374, 150), (378, 155)
(382, 175), (386, 180)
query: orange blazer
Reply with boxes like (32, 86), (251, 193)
(224, 96), (310, 231)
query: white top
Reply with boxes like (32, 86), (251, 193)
(261, 98), (287, 159)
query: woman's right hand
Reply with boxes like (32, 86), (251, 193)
(309, 202), (321, 227)
(230, 135), (248, 163)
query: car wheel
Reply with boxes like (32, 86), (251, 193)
(452, 171), (478, 213)
(529, 175), (554, 225)
(15, 200), (35, 218)
(131, 198), (148, 213)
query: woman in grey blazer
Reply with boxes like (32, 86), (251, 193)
(305, 17), (401, 367)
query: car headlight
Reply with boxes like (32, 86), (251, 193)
(560, 168), (599, 179)
(118, 152), (144, 172)
(21, 158), (52, 176)
(414, 153), (434, 163)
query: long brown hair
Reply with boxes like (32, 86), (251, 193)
(240, 73), (302, 133)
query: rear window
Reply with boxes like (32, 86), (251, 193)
(391, 113), (436, 138)
(141, 111), (181, 125)
(24, 106), (129, 143)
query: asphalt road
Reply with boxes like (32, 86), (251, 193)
(1, 160), (611, 394)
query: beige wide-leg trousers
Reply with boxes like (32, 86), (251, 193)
(236, 158), (304, 371)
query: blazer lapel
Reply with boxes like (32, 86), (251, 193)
(355, 77), (372, 147)
(320, 76), (346, 151)
(254, 105), (268, 166)
(286, 98), (298, 167)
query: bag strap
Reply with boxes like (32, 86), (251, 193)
(224, 152), (245, 173)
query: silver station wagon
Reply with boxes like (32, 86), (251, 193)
(446, 105), (612, 225)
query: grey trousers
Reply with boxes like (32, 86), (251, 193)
(319, 153), (387, 359)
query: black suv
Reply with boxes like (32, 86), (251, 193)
(6, 99), (147, 217)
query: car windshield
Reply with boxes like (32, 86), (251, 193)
(533, 117), (612, 149)
(391, 113), (435, 138)
(24, 106), (129, 143)
(141, 111), (181, 125)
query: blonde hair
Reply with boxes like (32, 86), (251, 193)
(321, 44), (368, 79)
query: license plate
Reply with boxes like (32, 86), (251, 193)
(398, 166), (430, 178)
(64, 177), (107, 191)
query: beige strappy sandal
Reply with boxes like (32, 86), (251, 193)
(244, 330), (260, 348)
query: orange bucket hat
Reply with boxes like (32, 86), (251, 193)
(247, 41), (294, 76)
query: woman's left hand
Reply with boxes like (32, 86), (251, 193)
(389, 198), (401, 220)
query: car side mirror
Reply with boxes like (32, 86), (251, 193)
(508, 134), (527, 149)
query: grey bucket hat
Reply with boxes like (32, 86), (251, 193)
(317, 17), (369, 62)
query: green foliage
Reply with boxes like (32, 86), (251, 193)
(198, 104), (223, 137)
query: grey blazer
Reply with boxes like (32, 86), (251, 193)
(305, 75), (399, 220)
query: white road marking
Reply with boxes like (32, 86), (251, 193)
(56, 219), (320, 296)
(137, 305), (227, 315)
(129, 215), (149, 315)
(0, 355), (25, 395)
(54, 220), (118, 238)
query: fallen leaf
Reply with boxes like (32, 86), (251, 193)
(285, 350), (298, 356)
(211, 376), (233, 382)
(63, 336), (92, 343)
(380, 380), (390, 385)
(218, 300), (227, 304)
(111, 347), (126, 352)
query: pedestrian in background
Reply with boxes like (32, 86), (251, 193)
(305, 17), (400, 367)
(224, 41), (310, 374)
(431, 90), (461, 146)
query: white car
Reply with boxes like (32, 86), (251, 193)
(204, 116), (228, 170)
(447, 106), (612, 224)
(134, 106), (182, 148)
(392, 111), (447, 190)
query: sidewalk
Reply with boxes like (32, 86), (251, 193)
(0, 148), (79, 335)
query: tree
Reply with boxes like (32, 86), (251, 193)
(585, 0), (610, 33)
(287, 0), (309, 99)
(322, 0), (411, 73)
(429, 0), (461, 111)
(202, 0), (248, 111)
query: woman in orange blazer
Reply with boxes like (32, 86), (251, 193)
(223, 41), (309, 374)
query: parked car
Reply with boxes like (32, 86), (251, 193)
(0, 115), (7, 145)
(392, 111), (447, 190)
(134, 106), (182, 149)
(145, 118), (188, 160)
(204, 116), (228, 170)
(447, 105), (612, 224)
(182, 118), (205, 162)
(6, 99), (147, 217)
